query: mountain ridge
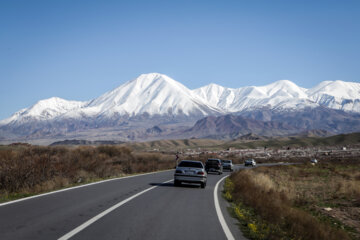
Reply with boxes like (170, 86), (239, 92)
(2, 73), (359, 126)
(1, 73), (360, 142)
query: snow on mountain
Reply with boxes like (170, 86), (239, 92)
(0, 108), (27, 125)
(1, 97), (86, 125)
(235, 80), (312, 110)
(1, 73), (359, 127)
(192, 83), (236, 111)
(308, 80), (360, 99)
(84, 73), (222, 117)
(307, 80), (360, 112)
(258, 80), (308, 98)
(1, 73), (223, 125)
(193, 80), (314, 112)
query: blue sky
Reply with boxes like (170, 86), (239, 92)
(1, 0), (359, 120)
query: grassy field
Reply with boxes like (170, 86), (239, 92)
(224, 159), (360, 240)
(0, 144), (175, 203)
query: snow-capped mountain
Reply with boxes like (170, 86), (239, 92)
(306, 80), (360, 112)
(193, 80), (316, 112)
(85, 73), (222, 117)
(1, 73), (360, 125)
(0, 97), (86, 125)
(193, 79), (360, 112)
(0, 73), (359, 142)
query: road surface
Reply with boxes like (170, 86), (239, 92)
(0, 164), (284, 240)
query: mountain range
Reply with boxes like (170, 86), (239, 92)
(1, 73), (360, 144)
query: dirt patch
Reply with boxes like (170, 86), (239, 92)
(318, 206), (360, 238)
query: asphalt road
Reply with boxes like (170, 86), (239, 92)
(0, 164), (284, 240)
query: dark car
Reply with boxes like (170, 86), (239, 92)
(205, 158), (223, 175)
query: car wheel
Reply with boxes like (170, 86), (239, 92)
(201, 182), (206, 188)
(174, 180), (180, 186)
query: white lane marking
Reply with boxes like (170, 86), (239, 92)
(58, 179), (173, 240)
(214, 175), (235, 240)
(0, 170), (172, 207)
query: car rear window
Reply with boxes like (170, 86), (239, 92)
(178, 161), (203, 168)
(222, 160), (231, 163)
(207, 159), (220, 164)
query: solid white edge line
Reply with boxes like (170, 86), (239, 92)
(214, 175), (235, 240)
(0, 169), (172, 207)
(58, 179), (173, 240)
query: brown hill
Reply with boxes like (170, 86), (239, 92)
(185, 114), (299, 139)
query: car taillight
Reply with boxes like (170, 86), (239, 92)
(197, 171), (204, 175)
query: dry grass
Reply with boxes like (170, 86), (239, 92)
(0, 145), (174, 200)
(227, 160), (360, 240)
(253, 163), (360, 208)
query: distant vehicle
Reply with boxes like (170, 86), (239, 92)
(205, 158), (223, 175)
(174, 160), (207, 188)
(244, 159), (256, 167)
(221, 159), (234, 171)
(310, 159), (318, 164)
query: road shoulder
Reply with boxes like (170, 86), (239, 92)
(217, 175), (248, 240)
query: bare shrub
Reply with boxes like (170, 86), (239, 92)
(0, 145), (173, 196)
(230, 167), (351, 240)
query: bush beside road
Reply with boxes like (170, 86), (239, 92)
(224, 159), (360, 240)
(0, 145), (174, 202)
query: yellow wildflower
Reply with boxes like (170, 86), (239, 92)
(234, 207), (245, 220)
(248, 223), (257, 233)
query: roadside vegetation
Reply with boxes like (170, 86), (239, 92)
(0, 144), (174, 203)
(224, 159), (360, 240)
